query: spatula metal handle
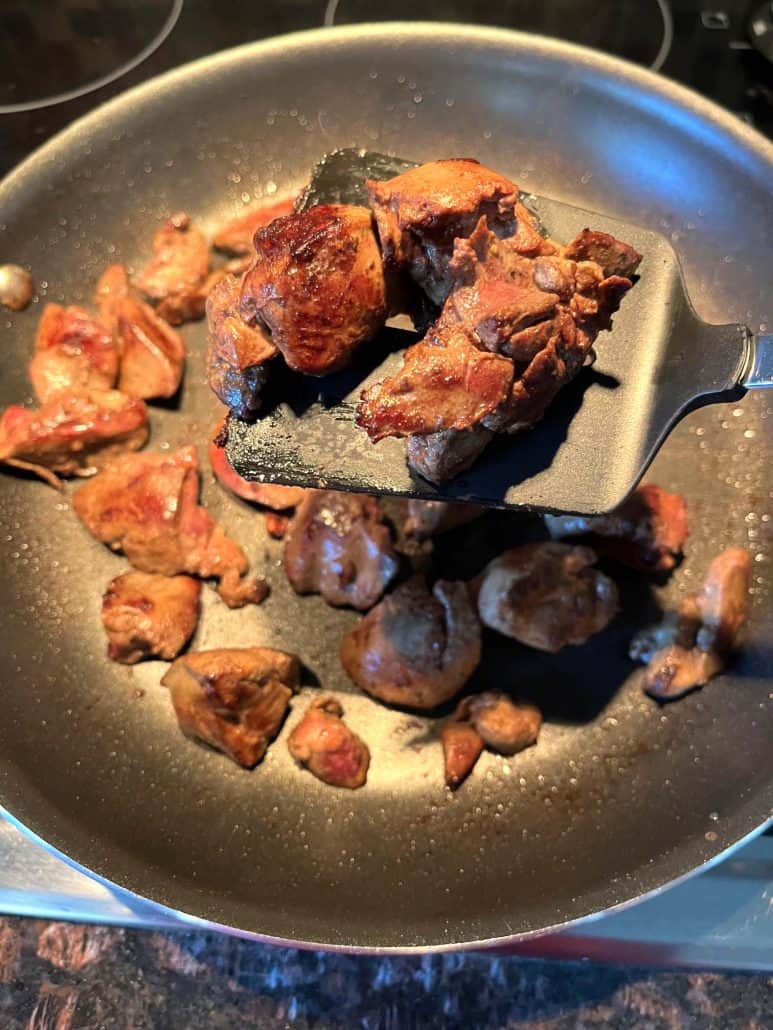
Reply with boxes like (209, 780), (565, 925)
(742, 333), (773, 389)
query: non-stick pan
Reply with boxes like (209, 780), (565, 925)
(0, 25), (770, 952)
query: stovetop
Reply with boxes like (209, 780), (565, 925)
(0, 0), (771, 963)
(0, 0), (771, 182)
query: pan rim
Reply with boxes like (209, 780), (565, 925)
(0, 23), (771, 950)
(1, 22), (771, 210)
(2, 803), (770, 955)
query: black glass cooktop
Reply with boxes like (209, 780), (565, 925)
(0, 0), (771, 175)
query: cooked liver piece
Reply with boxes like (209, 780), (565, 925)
(96, 264), (185, 400)
(29, 303), (118, 402)
(284, 490), (399, 610)
(463, 692), (542, 755)
(367, 158), (521, 305)
(441, 719), (484, 790)
(477, 542), (618, 652)
(213, 195), (296, 256)
(546, 484), (689, 573)
(359, 162), (641, 483)
(162, 647), (300, 767)
(0, 388), (148, 488)
(240, 204), (387, 375)
(205, 274), (277, 420)
(101, 571), (201, 664)
(340, 576), (481, 710)
(133, 212), (210, 325)
(73, 446), (268, 608)
(287, 696), (370, 789)
(631, 547), (751, 700)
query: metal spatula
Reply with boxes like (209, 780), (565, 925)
(226, 149), (771, 515)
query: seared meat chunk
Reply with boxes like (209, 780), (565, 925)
(564, 228), (642, 279)
(72, 446), (268, 608)
(403, 499), (482, 541)
(0, 264), (34, 311)
(101, 571), (201, 664)
(640, 647), (725, 700)
(162, 648), (300, 767)
(284, 490), (398, 610)
(205, 274), (277, 420)
(441, 718), (484, 789)
(445, 217), (560, 351)
(29, 304), (118, 401)
(133, 212), (210, 325)
(96, 264), (185, 400)
(0, 389), (148, 488)
(546, 484), (689, 573)
(359, 196), (639, 481)
(631, 547), (751, 700)
(358, 216), (637, 471)
(357, 324), (513, 440)
(482, 310), (589, 434)
(340, 576), (481, 710)
(452, 219), (635, 433)
(209, 423), (305, 509)
(241, 204), (387, 375)
(477, 542), (618, 651)
(406, 426), (494, 485)
(463, 692), (542, 754)
(441, 691), (542, 789)
(287, 696), (370, 789)
(213, 195), (296, 256)
(366, 159), (520, 304)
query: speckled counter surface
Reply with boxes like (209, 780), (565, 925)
(0, 919), (770, 1028)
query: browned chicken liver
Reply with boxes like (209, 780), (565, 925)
(133, 212), (210, 325)
(546, 484), (689, 573)
(564, 228), (643, 279)
(406, 426), (494, 486)
(477, 542), (618, 651)
(441, 718), (484, 789)
(240, 204), (387, 375)
(101, 571), (201, 664)
(0, 264), (34, 311)
(0, 388), (148, 488)
(366, 158), (521, 305)
(284, 490), (399, 610)
(357, 322), (514, 440)
(162, 648), (300, 767)
(72, 446), (267, 608)
(96, 264), (186, 401)
(631, 547), (751, 700)
(29, 304), (118, 402)
(205, 274), (277, 420)
(287, 696), (370, 789)
(213, 195), (296, 256)
(340, 576), (481, 710)
(442, 691), (542, 788)
(360, 161), (640, 483)
(463, 692), (542, 754)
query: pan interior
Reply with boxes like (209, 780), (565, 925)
(0, 26), (770, 949)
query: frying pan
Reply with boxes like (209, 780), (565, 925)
(0, 25), (770, 952)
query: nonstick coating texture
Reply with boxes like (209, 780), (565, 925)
(0, 26), (770, 951)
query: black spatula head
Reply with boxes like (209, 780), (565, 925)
(227, 149), (747, 515)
